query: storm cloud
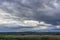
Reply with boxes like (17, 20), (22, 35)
(0, 0), (60, 25)
(0, 0), (60, 32)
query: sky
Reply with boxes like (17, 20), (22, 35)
(0, 0), (60, 32)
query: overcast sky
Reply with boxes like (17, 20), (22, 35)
(0, 0), (60, 32)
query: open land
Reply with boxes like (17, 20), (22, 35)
(0, 35), (60, 40)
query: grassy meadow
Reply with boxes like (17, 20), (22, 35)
(0, 35), (60, 40)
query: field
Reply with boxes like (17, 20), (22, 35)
(0, 35), (60, 40)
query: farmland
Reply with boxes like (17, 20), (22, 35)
(0, 35), (60, 40)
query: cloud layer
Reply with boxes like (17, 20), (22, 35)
(0, 0), (60, 32)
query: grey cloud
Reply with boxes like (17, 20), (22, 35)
(0, 0), (60, 25)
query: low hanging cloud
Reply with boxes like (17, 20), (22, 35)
(1, 0), (60, 25)
(0, 0), (60, 32)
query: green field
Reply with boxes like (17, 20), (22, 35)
(0, 35), (60, 40)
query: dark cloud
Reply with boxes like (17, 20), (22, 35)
(0, 0), (60, 25)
